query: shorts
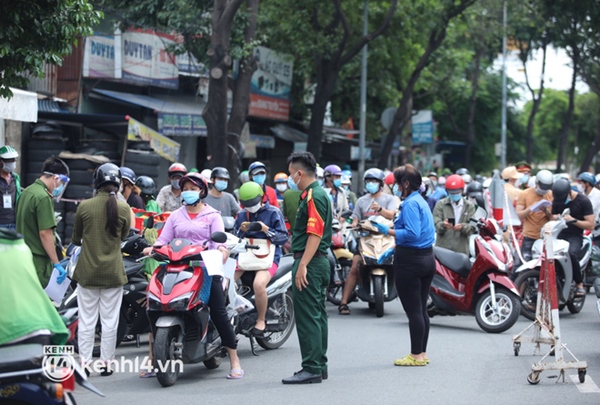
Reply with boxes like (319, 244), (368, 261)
(236, 262), (279, 278)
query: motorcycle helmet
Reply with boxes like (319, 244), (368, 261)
(274, 172), (288, 183)
(238, 181), (264, 208)
(535, 169), (553, 191)
(323, 164), (342, 177)
(456, 168), (470, 176)
(446, 174), (465, 193)
(168, 162), (187, 178)
(0, 145), (19, 159)
(341, 175), (351, 186)
(438, 176), (446, 186)
(248, 161), (267, 176)
(466, 181), (483, 196)
(551, 178), (572, 203)
(200, 169), (213, 183)
(461, 174), (472, 184)
(364, 168), (385, 184)
(135, 176), (156, 196)
(179, 173), (209, 199)
(239, 170), (250, 185)
(119, 166), (136, 185)
(94, 163), (121, 189)
(577, 172), (596, 187)
(316, 166), (324, 179)
(384, 172), (395, 186)
(211, 166), (230, 180)
(342, 169), (353, 179)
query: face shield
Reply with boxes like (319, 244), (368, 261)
(45, 172), (70, 202)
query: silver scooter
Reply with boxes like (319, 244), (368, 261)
(513, 209), (592, 320)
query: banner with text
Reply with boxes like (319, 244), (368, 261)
(128, 117), (180, 161)
(122, 30), (178, 89)
(248, 46), (294, 121)
(158, 112), (207, 137)
(83, 35), (120, 79)
(412, 110), (434, 144)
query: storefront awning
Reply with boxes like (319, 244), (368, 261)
(0, 87), (38, 122)
(92, 89), (207, 136)
(270, 124), (308, 143)
(37, 111), (129, 128)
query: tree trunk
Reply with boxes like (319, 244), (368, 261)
(524, 42), (547, 163)
(465, 47), (483, 169)
(227, 0), (259, 189)
(556, 46), (579, 172)
(307, 61), (338, 160)
(202, 0), (244, 169)
(579, 106), (600, 172)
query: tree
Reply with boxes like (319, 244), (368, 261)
(377, 0), (477, 168)
(0, 0), (102, 99)
(262, 0), (398, 160)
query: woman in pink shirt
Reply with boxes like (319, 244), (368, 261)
(143, 173), (243, 379)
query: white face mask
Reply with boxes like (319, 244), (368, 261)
(246, 203), (261, 213)
(1, 161), (16, 173)
(276, 184), (287, 193)
(576, 183), (586, 193)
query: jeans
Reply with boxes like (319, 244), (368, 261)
(521, 237), (537, 262)
(0, 223), (16, 230)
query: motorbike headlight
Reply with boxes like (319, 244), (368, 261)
(168, 292), (193, 311)
(147, 292), (162, 311)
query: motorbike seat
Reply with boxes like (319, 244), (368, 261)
(0, 344), (43, 375)
(433, 246), (471, 278)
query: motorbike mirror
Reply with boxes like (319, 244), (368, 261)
(246, 222), (263, 232)
(146, 215), (155, 229)
(340, 210), (354, 219)
(211, 231), (228, 244)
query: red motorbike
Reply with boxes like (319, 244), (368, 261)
(146, 238), (225, 387)
(429, 218), (521, 333)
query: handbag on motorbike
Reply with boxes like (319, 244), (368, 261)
(237, 238), (275, 271)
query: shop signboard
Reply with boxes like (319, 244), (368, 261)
(128, 117), (180, 161)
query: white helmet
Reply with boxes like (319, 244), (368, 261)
(536, 169), (553, 191)
(200, 169), (213, 183)
(482, 178), (492, 189)
(0, 145), (18, 159)
(316, 166), (324, 179)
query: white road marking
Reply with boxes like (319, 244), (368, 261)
(570, 375), (600, 393)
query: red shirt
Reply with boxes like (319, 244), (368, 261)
(263, 186), (279, 209)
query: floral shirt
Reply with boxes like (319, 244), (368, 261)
(156, 185), (182, 212)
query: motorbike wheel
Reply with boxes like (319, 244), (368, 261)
(256, 291), (295, 350)
(326, 261), (353, 305)
(153, 326), (182, 387)
(567, 293), (586, 314)
(373, 276), (384, 318)
(514, 269), (541, 321)
(203, 355), (223, 369)
(475, 287), (521, 333)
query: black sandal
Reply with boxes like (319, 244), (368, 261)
(251, 326), (265, 337)
(338, 304), (350, 315)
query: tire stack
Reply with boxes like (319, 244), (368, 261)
(124, 141), (160, 181)
(60, 157), (97, 246)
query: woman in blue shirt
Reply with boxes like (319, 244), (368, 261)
(373, 164), (435, 367)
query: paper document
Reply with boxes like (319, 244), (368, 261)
(223, 257), (237, 280)
(530, 199), (551, 213)
(200, 250), (225, 277)
(44, 268), (70, 304)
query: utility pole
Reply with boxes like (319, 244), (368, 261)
(500, 0), (507, 169)
(358, 0), (368, 181)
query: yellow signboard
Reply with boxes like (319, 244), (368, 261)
(127, 117), (180, 162)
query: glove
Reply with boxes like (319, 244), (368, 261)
(378, 247), (394, 264)
(54, 263), (67, 284)
(373, 222), (389, 235)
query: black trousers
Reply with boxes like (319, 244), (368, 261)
(394, 247), (435, 355)
(558, 234), (583, 284)
(208, 276), (237, 349)
(521, 237), (537, 262)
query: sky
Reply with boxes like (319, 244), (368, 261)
(494, 46), (589, 109)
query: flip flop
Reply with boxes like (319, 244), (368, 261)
(139, 370), (156, 378)
(227, 368), (244, 380)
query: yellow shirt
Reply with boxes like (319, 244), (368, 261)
(517, 187), (553, 239)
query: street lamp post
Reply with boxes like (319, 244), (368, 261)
(358, 0), (368, 182)
(500, 0), (507, 169)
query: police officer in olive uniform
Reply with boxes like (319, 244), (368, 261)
(282, 152), (333, 385)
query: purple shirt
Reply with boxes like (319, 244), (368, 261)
(155, 205), (226, 251)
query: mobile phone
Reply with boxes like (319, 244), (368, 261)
(448, 218), (455, 226)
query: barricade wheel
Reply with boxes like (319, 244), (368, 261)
(578, 369), (586, 383)
(527, 372), (540, 385)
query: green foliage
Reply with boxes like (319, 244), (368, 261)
(0, 0), (102, 99)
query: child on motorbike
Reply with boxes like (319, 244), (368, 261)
(234, 182), (288, 336)
(143, 173), (243, 379)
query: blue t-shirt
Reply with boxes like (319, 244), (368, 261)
(394, 191), (435, 249)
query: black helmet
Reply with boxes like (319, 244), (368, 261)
(94, 163), (121, 190)
(466, 181), (483, 196)
(211, 167), (230, 180)
(135, 176), (156, 196)
(552, 178), (572, 203)
(456, 168), (470, 176)
(364, 168), (385, 183)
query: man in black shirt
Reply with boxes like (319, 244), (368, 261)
(551, 178), (595, 295)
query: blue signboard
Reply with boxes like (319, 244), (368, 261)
(158, 112), (207, 136)
(412, 110), (433, 144)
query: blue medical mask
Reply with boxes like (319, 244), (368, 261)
(317, 178), (324, 186)
(393, 184), (401, 197)
(565, 197), (571, 205)
(253, 174), (266, 186)
(52, 183), (65, 198)
(214, 180), (228, 192)
(520, 174), (530, 184)
(365, 183), (380, 195)
(333, 179), (342, 188)
(342, 185), (349, 192)
(182, 190), (200, 205)
(449, 193), (462, 203)
(288, 172), (299, 192)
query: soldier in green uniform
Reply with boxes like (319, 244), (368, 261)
(282, 152), (333, 385)
(16, 156), (70, 287)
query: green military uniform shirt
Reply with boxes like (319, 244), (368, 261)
(71, 191), (132, 289)
(0, 229), (68, 346)
(16, 179), (57, 287)
(291, 181), (332, 254)
(283, 189), (301, 230)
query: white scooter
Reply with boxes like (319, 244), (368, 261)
(513, 209), (592, 320)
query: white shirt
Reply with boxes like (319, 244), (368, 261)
(587, 187), (600, 220)
(452, 197), (464, 222)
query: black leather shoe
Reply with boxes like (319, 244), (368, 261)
(322, 371), (328, 380)
(282, 370), (322, 384)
